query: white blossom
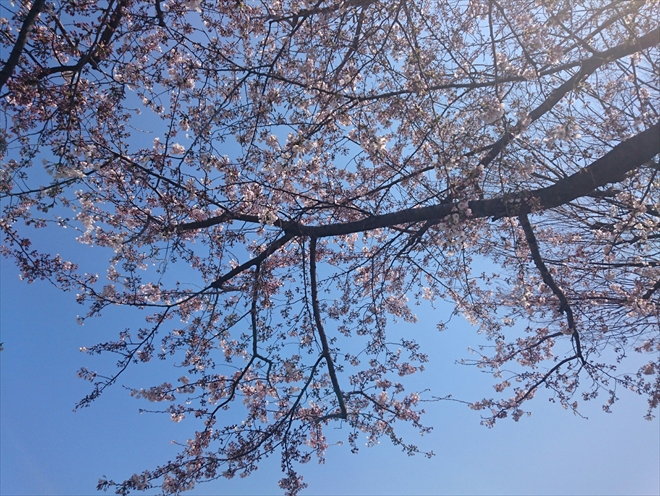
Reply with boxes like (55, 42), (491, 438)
(170, 143), (186, 155)
(182, 0), (202, 11)
(482, 100), (505, 124)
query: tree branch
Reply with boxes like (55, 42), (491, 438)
(0, 0), (46, 91)
(479, 27), (660, 168)
(492, 354), (581, 420)
(178, 122), (658, 246)
(210, 232), (294, 289)
(643, 279), (660, 300)
(296, 122), (659, 237)
(309, 237), (347, 420)
(518, 212), (583, 362)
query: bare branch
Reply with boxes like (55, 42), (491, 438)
(518, 212), (583, 362)
(309, 237), (347, 420)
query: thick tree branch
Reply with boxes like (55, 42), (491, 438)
(0, 0), (46, 91)
(154, 0), (166, 27)
(518, 213), (571, 313)
(179, 122), (658, 247)
(479, 27), (660, 168)
(643, 279), (660, 300)
(297, 122), (659, 237)
(351, 27), (659, 107)
(92, 0), (129, 63)
(250, 264), (274, 379)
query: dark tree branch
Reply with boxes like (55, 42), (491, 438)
(93, 0), (129, 62)
(154, 0), (166, 27)
(297, 122), (659, 237)
(350, 27), (659, 106)
(309, 237), (348, 420)
(493, 354), (582, 419)
(643, 279), (660, 300)
(518, 212), (583, 362)
(518, 213), (571, 313)
(35, 0), (129, 80)
(479, 27), (660, 169)
(178, 122), (658, 262)
(499, 331), (564, 364)
(0, 0), (46, 91)
(250, 264), (274, 380)
(210, 232), (295, 289)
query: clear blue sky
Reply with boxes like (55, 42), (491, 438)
(1, 234), (659, 495)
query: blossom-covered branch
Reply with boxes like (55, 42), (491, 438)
(1, 0), (659, 493)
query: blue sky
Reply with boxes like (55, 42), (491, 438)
(2, 242), (659, 495)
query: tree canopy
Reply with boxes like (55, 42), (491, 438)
(1, 0), (659, 493)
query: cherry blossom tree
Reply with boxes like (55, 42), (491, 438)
(1, 0), (659, 493)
